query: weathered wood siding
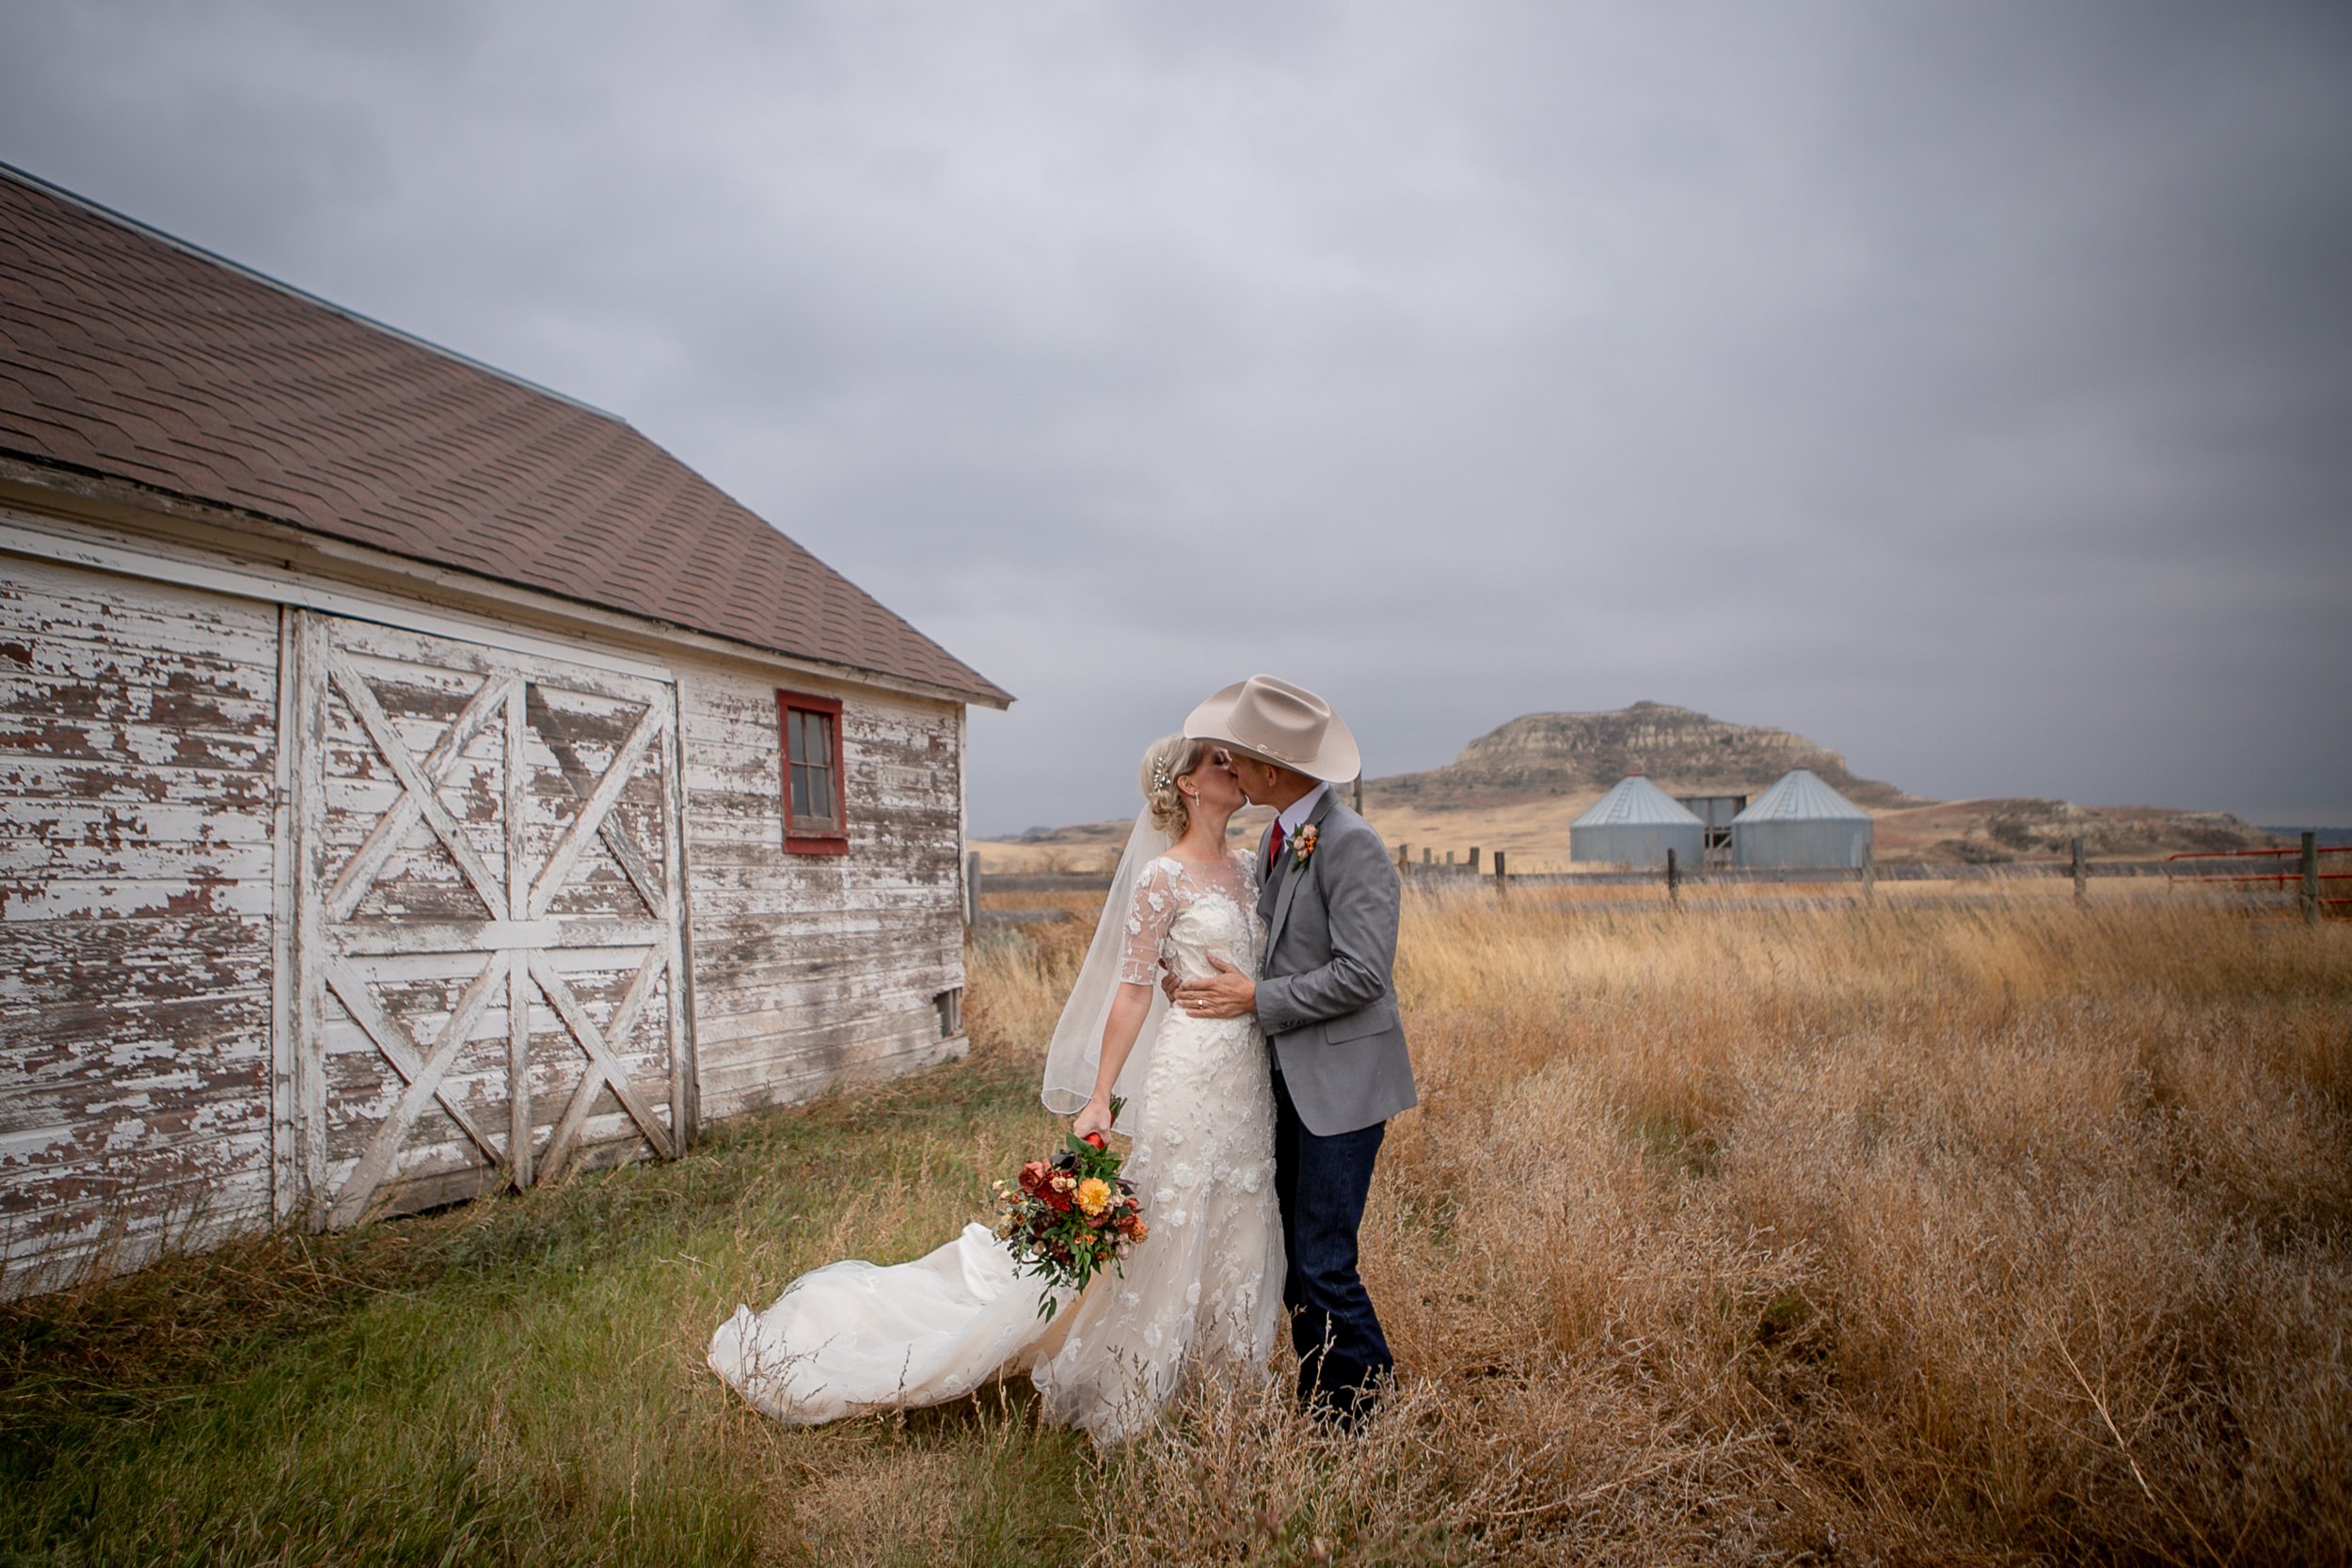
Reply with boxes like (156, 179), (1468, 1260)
(1, 543), (975, 1299)
(675, 659), (968, 1121)
(0, 559), (279, 1293)
(291, 614), (690, 1228)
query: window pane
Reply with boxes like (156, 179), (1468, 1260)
(806, 762), (834, 823)
(784, 704), (841, 835)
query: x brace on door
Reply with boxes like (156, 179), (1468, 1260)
(294, 626), (685, 1227)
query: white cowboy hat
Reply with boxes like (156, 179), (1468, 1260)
(1184, 674), (1361, 784)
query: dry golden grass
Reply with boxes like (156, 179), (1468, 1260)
(974, 891), (2352, 1564)
(1350, 799), (1587, 872)
(970, 839), (1124, 876)
(8, 894), (2341, 1564)
(974, 811), (1275, 877)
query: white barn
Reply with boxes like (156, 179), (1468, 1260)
(0, 167), (1009, 1296)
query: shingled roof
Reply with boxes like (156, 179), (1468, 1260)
(0, 165), (1009, 706)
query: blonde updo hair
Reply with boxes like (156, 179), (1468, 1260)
(1139, 733), (1213, 840)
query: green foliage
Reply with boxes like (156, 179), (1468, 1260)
(0, 1041), (1093, 1567)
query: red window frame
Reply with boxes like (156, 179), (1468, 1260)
(777, 689), (848, 854)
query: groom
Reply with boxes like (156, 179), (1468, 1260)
(1173, 674), (1415, 1424)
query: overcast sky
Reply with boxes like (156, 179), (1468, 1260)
(4, 2), (2347, 831)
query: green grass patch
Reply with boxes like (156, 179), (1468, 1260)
(0, 1044), (1098, 1567)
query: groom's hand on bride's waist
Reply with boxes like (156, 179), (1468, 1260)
(1174, 955), (1255, 1020)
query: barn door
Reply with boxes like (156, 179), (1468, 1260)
(285, 611), (691, 1227)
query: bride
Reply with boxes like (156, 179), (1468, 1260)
(707, 734), (1283, 1446)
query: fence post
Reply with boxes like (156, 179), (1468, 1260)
(965, 850), (981, 927)
(1494, 848), (1507, 893)
(1862, 847), (1875, 903)
(1353, 774), (1363, 814)
(1398, 843), (1409, 874)
(1469, 847), (1481, 873)
(2071, 836), (2087, 907)
(2303, 832), (2321, 927)
(1422, 847), (1432, 866)
(1666, 847), (1680, 908)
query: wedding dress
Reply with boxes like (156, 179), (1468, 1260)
(708, 846), (1283, 1448)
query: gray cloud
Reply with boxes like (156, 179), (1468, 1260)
(4, 0), (2346, 829)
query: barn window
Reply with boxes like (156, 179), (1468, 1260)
(778, 690), (848, 854)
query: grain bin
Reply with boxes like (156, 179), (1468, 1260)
(1570, 775), (1707, 868)
(1732, 768), (1874, 868)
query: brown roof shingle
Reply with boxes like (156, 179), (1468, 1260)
(0, 166), (1009, 706)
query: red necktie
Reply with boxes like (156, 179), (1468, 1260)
(1268, 821), (1286, 874)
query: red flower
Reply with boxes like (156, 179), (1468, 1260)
(995, 1121), (1150, 1320)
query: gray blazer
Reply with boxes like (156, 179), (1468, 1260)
(1254, 790), (1417, 1136)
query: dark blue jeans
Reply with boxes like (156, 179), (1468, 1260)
(1271, 1069), (1393, 1411)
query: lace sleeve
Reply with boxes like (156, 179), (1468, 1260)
(1118, 858), (1181, 985)
(1232, 845), (1262, 900)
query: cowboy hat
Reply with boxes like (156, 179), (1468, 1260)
(1184, 674), (1361, 784)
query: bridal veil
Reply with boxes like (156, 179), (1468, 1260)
(1038, 809), (1173, 1126)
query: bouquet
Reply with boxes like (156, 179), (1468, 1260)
(992, 1101), (1148, 1319)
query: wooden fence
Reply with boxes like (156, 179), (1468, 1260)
(966, 835), (2345, 927)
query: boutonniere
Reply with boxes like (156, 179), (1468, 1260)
(1290, 823), (1319, 870)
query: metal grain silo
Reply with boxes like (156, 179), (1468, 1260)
(1732, 768), (1874, 868)
(1570, 775), (1707, 868)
